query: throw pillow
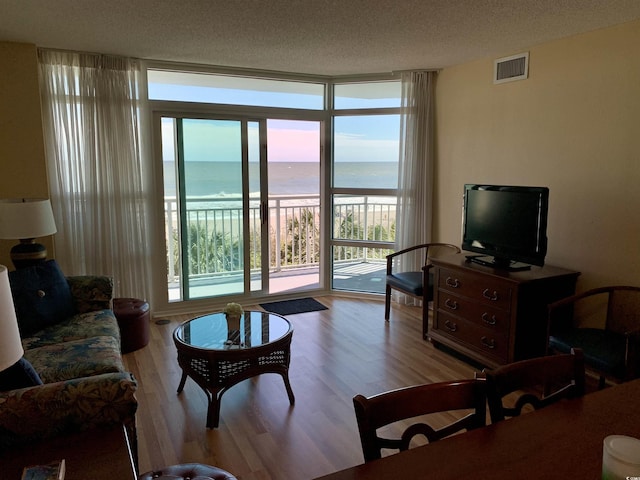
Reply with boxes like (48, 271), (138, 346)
(9, 260), (76, 337)
(0, 357), (43, 391)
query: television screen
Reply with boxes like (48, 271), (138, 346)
(462, 184), (549, 270)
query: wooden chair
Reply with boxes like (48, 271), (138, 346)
(547, 286), (640, 389)
(385, 243), (460, 338)
(483, 349), (585, 423)
(353, 378), (486, 462)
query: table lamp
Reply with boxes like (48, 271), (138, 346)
(0, 198), (57, 269)
(0, 264), (24, 375)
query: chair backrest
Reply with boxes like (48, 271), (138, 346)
(605, 286), (640, 335)
(548, 286), (640, 336)
(353, 378), (486, 462)
(387, 243), (460, 274)
(421, 243), (462, 268)
(483, 349), (585, 423)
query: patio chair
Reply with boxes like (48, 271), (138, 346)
(385, 242), (460, 338)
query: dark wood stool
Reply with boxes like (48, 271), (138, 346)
(113, 297), (150, 353)
(138, 463), (237, 479)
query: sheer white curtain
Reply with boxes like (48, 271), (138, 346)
(38, 50), (151, 300)
(394, 71), (437, 305)
(397, 70), (436, 250)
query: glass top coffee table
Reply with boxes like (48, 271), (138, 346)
(173, 310), (295, 428)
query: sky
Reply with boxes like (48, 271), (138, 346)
(152, 76), (401, 163)
(161, 116), (400, 163)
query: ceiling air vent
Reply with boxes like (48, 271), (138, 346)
(494, 52), (529, 84)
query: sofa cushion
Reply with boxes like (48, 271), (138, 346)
(9, 260), (76, 337)
(21, 309), (120, 350)
(24, 336), (124, 383)
(67, 275), (114, 313)
(0, 357), (43, 392)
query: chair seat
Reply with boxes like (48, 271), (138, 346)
(386, 271), (435, 298)
(384, 243), (461, 339)
(550, 328), (626, 379)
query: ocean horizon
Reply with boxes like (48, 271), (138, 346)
(163, 161), (398, 197)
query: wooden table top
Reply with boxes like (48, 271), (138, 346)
(315, 379), (640, 480)
(0, 426), (136, 480)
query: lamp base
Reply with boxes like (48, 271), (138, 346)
(10, 239), (48, 269)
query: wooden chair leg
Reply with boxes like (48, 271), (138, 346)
(384, 285), (392, 320)
(598, 375), (606, 390)
(422, 299), (429, 339)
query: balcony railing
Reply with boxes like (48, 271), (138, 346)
(164, 194), (396, 284)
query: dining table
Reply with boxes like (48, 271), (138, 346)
(314, 379), (640, 479)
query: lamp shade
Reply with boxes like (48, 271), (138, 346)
(0, 198), (57, 240)
(0, 265), (24, 371)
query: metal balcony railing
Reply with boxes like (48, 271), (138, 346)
(164, 194), (396, 283)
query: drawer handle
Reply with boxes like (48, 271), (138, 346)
(444, 298), (459, 310)
(446, 277), (460, 288)
(482, 312), (497, 326)
(482, 289), (499, 301)
(481, 336), (496, 349)
(444, 320), (458, 332)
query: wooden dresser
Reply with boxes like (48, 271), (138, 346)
(429, 253), (580, 368)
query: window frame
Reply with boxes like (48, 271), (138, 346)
(145, 61), (402, 311)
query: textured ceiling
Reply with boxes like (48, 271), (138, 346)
(2, 0), (640, 75)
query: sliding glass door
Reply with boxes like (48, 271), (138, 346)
(266, 119), (321, 294)
(163, 117), (251, 300)
(160, 115), (321, 302)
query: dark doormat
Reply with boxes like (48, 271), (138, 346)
(260, 297), (328, 316)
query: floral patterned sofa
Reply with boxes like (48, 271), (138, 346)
(0, 267), (138, 452)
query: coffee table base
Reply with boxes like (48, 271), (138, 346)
(177, 368), (295, 428)
(175, 329), (295, 428)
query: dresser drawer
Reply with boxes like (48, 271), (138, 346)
(437, 267), (513, 310)
(436, 290), (511, 334)
(434, 311), (509, 363)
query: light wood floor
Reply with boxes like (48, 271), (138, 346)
(123, 296), (479, 480)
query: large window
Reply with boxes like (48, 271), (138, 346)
(333, 115), (400, 189)
(148, 70), (325, 109)
(148, 67), (401, 309)
(334, 81), (401, 109)
(331, 81), (401, 294)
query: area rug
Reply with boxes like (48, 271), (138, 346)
(260, 297), (328, 316)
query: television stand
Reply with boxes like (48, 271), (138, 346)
(430, 252), (580, 368)
(465, 254), (532, 272)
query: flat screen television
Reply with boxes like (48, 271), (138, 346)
(461, 184), (549, 271)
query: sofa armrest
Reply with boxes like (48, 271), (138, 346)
(66, 275), (114, 313)
(0, 372), (137, 449)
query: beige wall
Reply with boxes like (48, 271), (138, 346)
(0, 42), (52, 268)
(435, 20), (640, 290)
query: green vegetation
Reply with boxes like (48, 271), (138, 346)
(168, 204), (395, 277)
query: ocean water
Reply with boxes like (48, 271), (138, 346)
(163, 161), (398, 197)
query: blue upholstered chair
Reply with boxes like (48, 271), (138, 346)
(547, 286), (640, 389)
(384, 243), (460, 338)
